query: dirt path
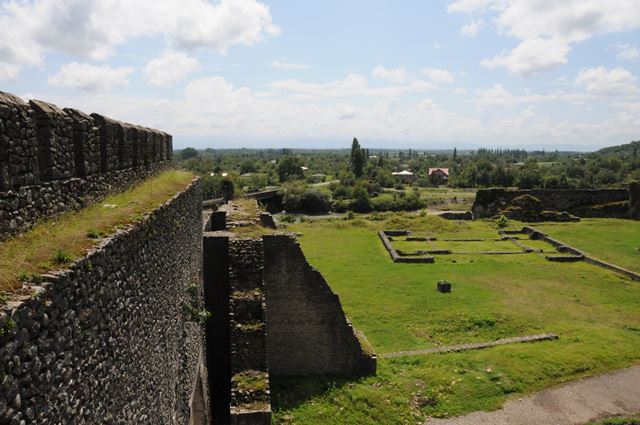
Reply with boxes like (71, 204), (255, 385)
(426, 365), (640, 425)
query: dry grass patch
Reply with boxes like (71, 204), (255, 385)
(0, 170), (195, 295)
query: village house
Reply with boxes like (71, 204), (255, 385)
(392, 170), (415, 183)
(428, 167), (449, 185)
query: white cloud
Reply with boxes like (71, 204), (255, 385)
(482, 38), (569, 76)
(494, 0), (640, 43)
(575, 67), (638, 96)
(449, 0), (640, 75)
(461, 19), (485, 37)
(616, 44), (640, 61)
(270, 73), (434, 99)
(421, 68), (455, 84)
(0, 0), (279, 74)
(49, 62), (134, 92)
(417, 98), (439, 110)
(372, 66), (409, 83)
(474, 84), (596, 107)
(447, 0), (494, 13)
(31, 73), (640, 149)
(144, 51), (199, 86)
(0, 63), (20, 82)
(272, 59), (311, 70)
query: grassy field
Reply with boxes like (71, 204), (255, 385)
(272, 214), (640, 424)
(0, 170), (195, 294)
(536, 219), (640, 273)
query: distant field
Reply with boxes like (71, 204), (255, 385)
(272, 215), (640, 425)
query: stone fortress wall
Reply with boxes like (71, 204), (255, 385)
(0, 90), (173, 240)
(472, 187), (637, 219)
(0, 179), (209, 424)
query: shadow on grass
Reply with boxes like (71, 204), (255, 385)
(270, 375), (366, 411)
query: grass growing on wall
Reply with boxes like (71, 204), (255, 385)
(0, 170), (195, 294)
(271, 214), (640, 424)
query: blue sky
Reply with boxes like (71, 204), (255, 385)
(1, 0), (639, 150)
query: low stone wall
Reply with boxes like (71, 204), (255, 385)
(0, 90), (174, 240)
(472, 188), (631, 219)
(0, 179), (208, 424)
(263, 234), (376, 377)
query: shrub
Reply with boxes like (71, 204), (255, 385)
(495, 215), (509, 229)
(370, 193), (425, 212)
(52, 250), (73, 265)
(86, 227), (100, 238)
(350, 185), (372, 213)
(283, 184), (331, 213)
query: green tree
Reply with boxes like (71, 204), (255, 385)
(179, 147), (199, 160)
(350, 184), (371, 212)
(277, 156), (304, 182)
(350, 138), (365, 178)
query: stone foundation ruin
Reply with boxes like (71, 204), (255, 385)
(202, 202), (376, 423)
(472, 187), (637, 221)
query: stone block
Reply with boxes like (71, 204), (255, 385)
(437, 280), (451, 293)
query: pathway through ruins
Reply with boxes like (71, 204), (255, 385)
(426, 365), (640, 425)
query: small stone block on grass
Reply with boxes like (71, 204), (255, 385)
(437, 280), (451, 293)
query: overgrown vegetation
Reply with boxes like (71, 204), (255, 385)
(0, 170), (194, 294)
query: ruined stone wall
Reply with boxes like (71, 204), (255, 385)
(0, 90), (174, 240)
(228, 239), (271, 424)
(472, 188), (631, 219)
(630, 182), (640, 220)
(0, 179), (208, 425)
(263, 234), (376, 377)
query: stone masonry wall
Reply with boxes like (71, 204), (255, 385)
(29, 99), (75, 182)
(0, 90), (174, 240)
(630, 182), (640, 219)
(472, 188), (631, 219)
(228, 239), (271, 424)
(0, 179), (208, 425)
(263, 234), (376, 377)
(0, 92), (39, 189)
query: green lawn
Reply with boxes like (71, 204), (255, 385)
(272, 215), (640, 424)
(536, 219), (640, 273)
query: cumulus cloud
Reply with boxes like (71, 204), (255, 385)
(144, 51), (200, 86)
(421, 68), (455, 84)
(0, 0), (279, 74)
(616, 44), (640, 61)
(575, 67), (638, 96)
(461, 20), (485, 37)
(270, 73), (434, 99)
(272, 59), (311, 70)
(49, 62), (134, 91)
(31, 73), (640, 149)
(372, 66), (409, 83)
(482, 38), (570, 76)
(447, 0), (494, 13)
(449, 0), (640, 75)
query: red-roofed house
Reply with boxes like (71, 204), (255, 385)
(428, 168), (449, 185)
